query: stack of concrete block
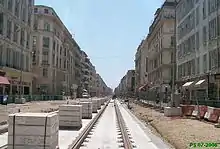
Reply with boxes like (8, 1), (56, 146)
(59, 105), (82, 129)
(92, 99), (99, 113)
(100, 98), (105, 105)
(98, 99), (102, 109)
(80, 102), (93, 119)
(8, 112), (59, 149)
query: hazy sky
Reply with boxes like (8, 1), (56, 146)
(35, 0), (164, 89)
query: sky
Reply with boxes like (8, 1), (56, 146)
(35, 0), (164, 89)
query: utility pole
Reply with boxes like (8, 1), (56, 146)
(217, 0), (220, 100)
(171, 0), (177, 107)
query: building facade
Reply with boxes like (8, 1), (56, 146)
(134, 41), (143, 92)
(147, 0), (176, 93)
(0, 1), (112, 98)
(32, 5), (77, 95)
(0, 0), (34, 95)
(114, 70), (135, 97)
(176, 0), (220, 100)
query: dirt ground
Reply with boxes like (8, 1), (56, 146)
(130, 101), (220, 149)
(0, 100), (71, 125)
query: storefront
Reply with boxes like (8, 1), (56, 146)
(2, 67), (33, 95)
(176, 73), (219, 102)
(0, 70), (10, 95)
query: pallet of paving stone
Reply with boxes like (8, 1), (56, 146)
(7, 112), (59, 149)
(100, 98), (104, 105)
(59, 105), (82, 130)
(92, 100), (99, 113)
(80, 102), (93, 119)
(97, 99), (101, 109)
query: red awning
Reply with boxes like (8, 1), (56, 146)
(0, 76), (10, 85)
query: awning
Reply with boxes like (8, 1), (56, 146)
(0, 76), (10, 85)
(182, 81), (193, 87)
(195, 79), (205, 85)
(138, 84), (148, 91)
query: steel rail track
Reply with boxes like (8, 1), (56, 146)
(68, 99), (110, 149)
(114, 100), (133, 149)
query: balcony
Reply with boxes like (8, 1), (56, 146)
(83, 68), (89, 73)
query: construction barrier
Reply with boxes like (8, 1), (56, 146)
(204, 107), (220, 123)
(180, 104), (195, 116)
(192, 105), (208, 118)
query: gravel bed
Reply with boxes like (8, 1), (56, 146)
(130, 101), (220, 149)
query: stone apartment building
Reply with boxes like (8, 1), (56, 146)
(0, 1), (112, 97)
(147, 0), (176, 93)
(0, 0), (34, 95)
(81, 50), (90, 91)
(32, 5), (78, 95)
(176, 0), (220, 100)
(125, 70), (135, 96)
(95, 73), (109, 96)
(115, 70), (135, 97)
(80, 50), (98, 96)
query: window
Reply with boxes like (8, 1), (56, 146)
(0, 0), (5, 6)
(196, 32), (199, 50)
(196, 57), (200, 74)
(13, 24), (19, 43)
(12, 50), (16, 68)
(22, 8), (26, 22)
(56, 57), (58, 67)
(26, 33), (30, 48)
(42, 68), (48, 77)
(56, 44), (59, 53)
(203, 0), (206, 19)
(60, 47), (62, 56)
(209, 49), (218, 69)
(64, 60), (66, 69)
(0, 13), (3, 35)
(196, 6), (199, 26)
(43, 37), (50, 48)
(28, 9), (31, 26)
(209, 18), (217, 40)
(26, 55), (29, 72)
(33, 18), (38, 30)
(7, 0), (12, 12)
(64, 48), (67, 56)
(53, 41), (55, 51)
(33, 36), (37, 47)
(20, 29), (24, 46)
(34, 8), (38, 13)
(52, 54), (55, 65)
(21, 53), (24, 70)
(203, 54), (207, 72)
(44, 22), (50, 31)
(203, 26), (207, 44)
(44, 9), (49, 14)
(6, 48), (11, 67)
(42, 51), (49, 65)
(7, 20), (12, 39)
(59, 58), (61, 68)
(15, 0), (20, 18)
